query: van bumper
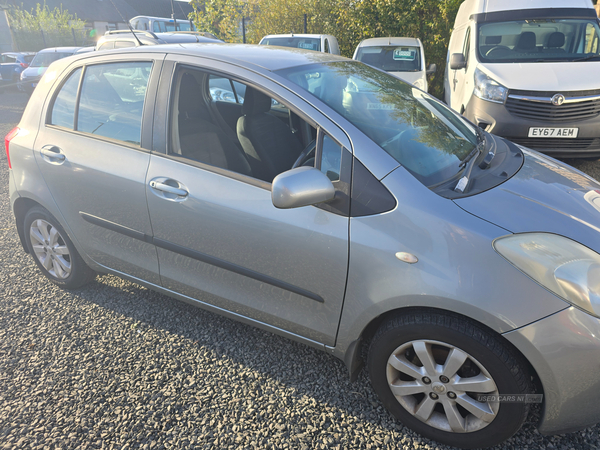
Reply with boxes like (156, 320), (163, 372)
(503, 307), (600, 434)
(464, 95), (600, 159)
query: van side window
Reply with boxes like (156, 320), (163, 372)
(324, 38), (330, 53)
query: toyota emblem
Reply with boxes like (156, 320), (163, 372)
(551, 94), (565, 106)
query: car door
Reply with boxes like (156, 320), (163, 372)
(146, 57), (351, 346)
(33, 53), (164, 284)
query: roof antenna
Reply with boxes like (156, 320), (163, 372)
(107, 0), (144, 46)
(171, 0), (178, 31)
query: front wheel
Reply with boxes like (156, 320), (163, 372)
(24, 206), (96, 289)
(368, 311), (533, 449)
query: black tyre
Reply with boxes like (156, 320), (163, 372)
(368, 310), (532, 449)
(24, 206), (95, 289)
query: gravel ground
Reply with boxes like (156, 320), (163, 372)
(1, 89), (600, 450)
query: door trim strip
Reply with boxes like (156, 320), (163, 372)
(79, 212), (324, 303)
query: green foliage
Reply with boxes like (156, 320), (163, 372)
(189, 0), (464, 98)
(8, 1), (88, 51)
(189, 0), (246, 42)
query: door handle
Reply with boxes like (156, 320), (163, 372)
(40, 145), (66, 162)
(149, 180), (188, 198)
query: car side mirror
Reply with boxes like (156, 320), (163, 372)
(426, 63), (437, 75)
(272, 167), (335, 209)
(449, 53), (467, 70)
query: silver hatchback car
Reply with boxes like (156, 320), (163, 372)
(6, 44), (600, 448)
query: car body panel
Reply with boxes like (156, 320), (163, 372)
(333, 164), (570, 359)
(503, 306), (600, 434)
(455, 149), (600, 254)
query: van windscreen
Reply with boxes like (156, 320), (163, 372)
(477, 19), (600, 63)
(355, 46), (422, 72)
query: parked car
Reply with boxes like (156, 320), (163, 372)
(0, 52), (36, 91)
(353, 37), (436, 92)
(444, 0), (600, 159)
(95, 30), (223, 51)
(259, 34), (340, 54)
(19, 47), (80, 93)
(130, 15), (197, 33)
(7, 44), (600, 449)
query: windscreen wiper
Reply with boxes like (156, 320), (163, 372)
(455, 129), (487, 194)
(572, 54), (600, 62)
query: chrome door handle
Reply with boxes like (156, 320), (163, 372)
(149, 180), (188, 197)
(40, 145), (66, 162)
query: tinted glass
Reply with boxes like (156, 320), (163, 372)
(50, 68), (81, 128)
(77, 62), (152, 145)
(356, 46), (422, 72)
(321, 135), (342, 181)
(24, 55), (35, 63)
(478, 19), (600, 62)
(261, 37), (321, 51)
(30, 52), (72, 68)
(278, 61), (477, 186)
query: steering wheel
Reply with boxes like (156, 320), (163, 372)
(486, 46), (510, 57)
(292, 139), (317, 169)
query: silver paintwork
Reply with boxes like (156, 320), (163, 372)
(271, 167), (335, 209)
(8, 44), (600, 437)
(29, 219), (71, 279)
(387, 339), (498, 433)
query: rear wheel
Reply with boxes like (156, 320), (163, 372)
(368, 310), (532, 449)
(24, 206), (95, 289)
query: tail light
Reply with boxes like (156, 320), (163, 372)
(4, 127), (20, 170)
(20, 63), (29, 68)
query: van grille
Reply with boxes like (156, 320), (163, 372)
(505, 90), (600, 123)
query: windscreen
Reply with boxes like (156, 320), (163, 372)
(355, 46), (422, 72)
(478, 19), (600, 62)
(261, 37), (321, 52)
(30, 52), (72, 68)
(278, 61), (478, 187)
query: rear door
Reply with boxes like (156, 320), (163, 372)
(33, 53), (164, 284)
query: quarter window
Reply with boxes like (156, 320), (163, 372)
(50, 68), (82, 129)
(77, 62), (152, 145)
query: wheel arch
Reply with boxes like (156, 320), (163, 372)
(13, 196), (43, 253)
(344, 305), (544, 412)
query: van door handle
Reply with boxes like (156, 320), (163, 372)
(40, 145), (66, 163)
(149, 180), (188, 198)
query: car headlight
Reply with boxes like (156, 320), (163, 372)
(494, 233), (600, 317)
(473, 68), (507, 104)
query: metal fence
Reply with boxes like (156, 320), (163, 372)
(10, 27), (93, 51)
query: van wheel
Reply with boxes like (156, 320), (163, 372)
(367, 310), (532, 449)
(24, 206), (96, 289)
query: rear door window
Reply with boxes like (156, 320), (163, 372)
(77, 62), (152, 145)
(50, 68), (82, 129)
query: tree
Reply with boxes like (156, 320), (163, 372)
(190, 0), (246, 42)
(8, 1), (87, 51)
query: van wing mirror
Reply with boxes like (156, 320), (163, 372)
(450, 54), (467, 70)
(272, 167), (335, 209)
(426, 63), (437, 75)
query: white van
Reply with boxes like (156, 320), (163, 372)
(259, 34), (340, 55)
(353, 37), (436, 92)
(444, 0), (600, 159)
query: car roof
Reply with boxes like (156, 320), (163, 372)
(2, 52), (36, 56)
(75, 43), (347, 72)
(37, 47), (81, 53)
(357, 37), (421, 48)
(261, 34), (333, 39)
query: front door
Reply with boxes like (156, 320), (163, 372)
(145, 59), (352, 346)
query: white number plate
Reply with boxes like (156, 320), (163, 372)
(528, 127), (578, 138)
